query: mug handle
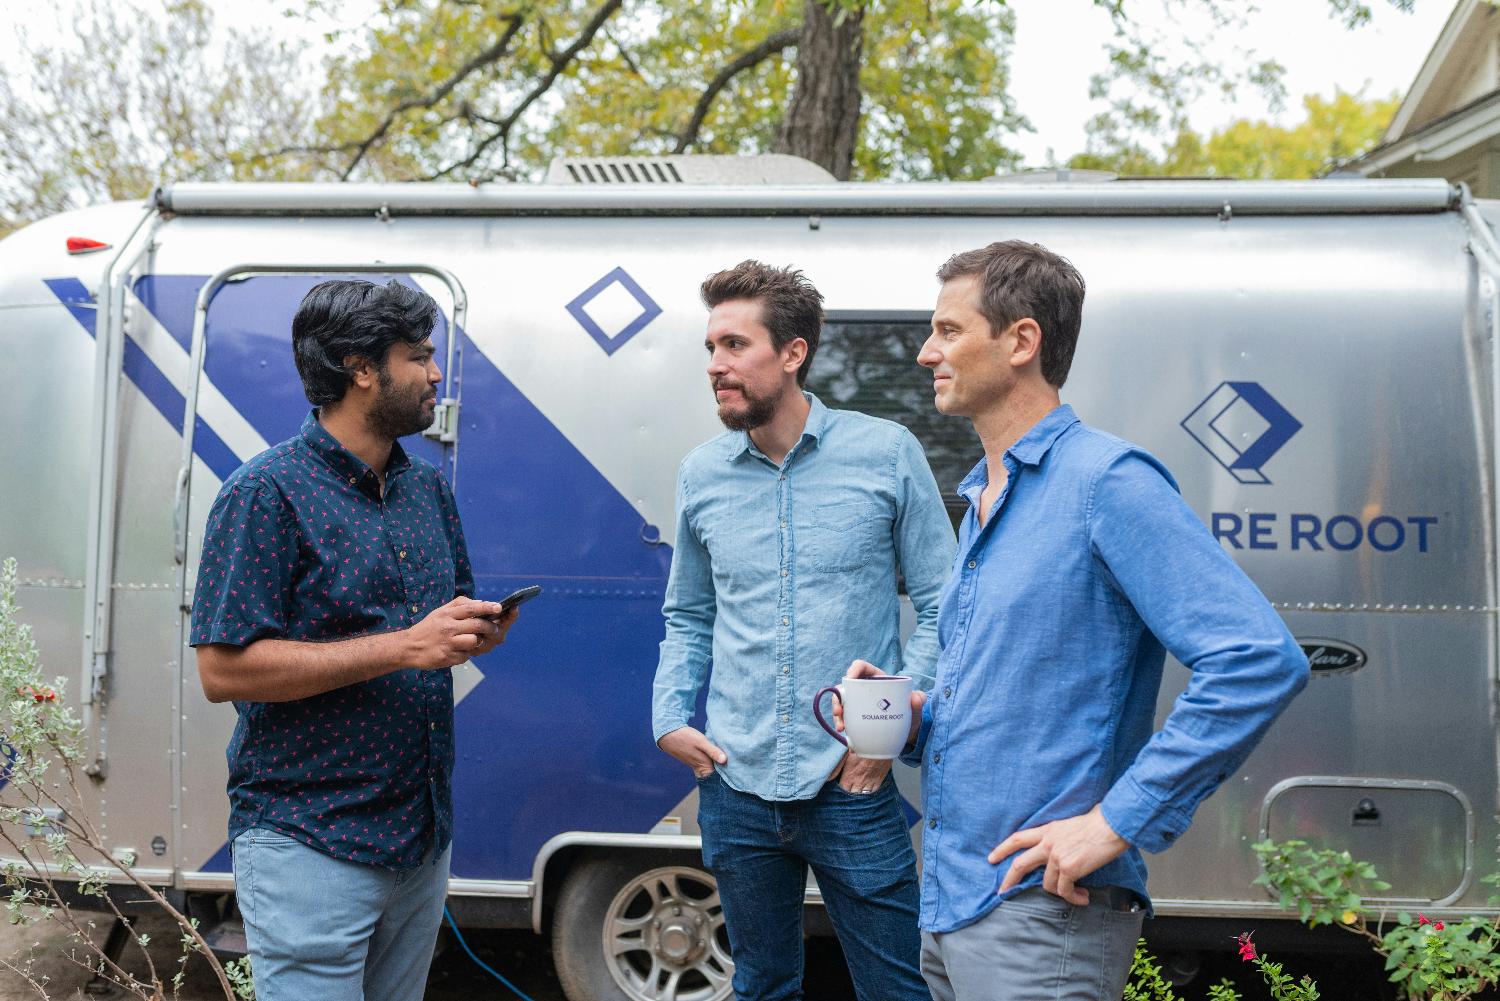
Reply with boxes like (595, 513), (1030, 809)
(813, 685), (847, 747)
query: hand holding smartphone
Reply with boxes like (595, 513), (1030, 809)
(485, 585), (541, 620)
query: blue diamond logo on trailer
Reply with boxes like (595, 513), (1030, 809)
(1181, 381), (1302, 485)
(566, 266), (663, 356)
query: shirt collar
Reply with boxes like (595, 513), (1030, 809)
(727, 391), (830, 462)
(300, 409), (411, 490)
(955, 403), (1079, 497)
(1007, 403), (1079, 467)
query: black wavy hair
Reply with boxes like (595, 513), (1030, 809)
(291, 279), (439, 406)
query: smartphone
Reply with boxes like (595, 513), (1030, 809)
(491, 584), (542, 616)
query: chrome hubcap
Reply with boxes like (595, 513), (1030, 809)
(603, 865), (733, 1001)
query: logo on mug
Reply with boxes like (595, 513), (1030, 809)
(878, 698), (891, 711)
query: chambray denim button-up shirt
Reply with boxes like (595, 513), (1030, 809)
(653, 394), (956, 802)
(190, 411), (472, 871)
(907, 405), (1307, 932)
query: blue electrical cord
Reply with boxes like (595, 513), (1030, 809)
(442, 905), (538, 1001)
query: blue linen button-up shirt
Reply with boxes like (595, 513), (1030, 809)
(908, 404), (1308, 932)
(190, 410), (473, 871)
(653, 394), (957, 801)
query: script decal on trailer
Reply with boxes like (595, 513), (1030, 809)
(1183, 381), (1439, 554)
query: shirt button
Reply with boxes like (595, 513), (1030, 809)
(932, 752), (941, 764)
(781, 714), (790, 724)
(431, 722), (437, 731)
(348, 477), (356, 485)
(780, 569), (788, 577)
(928, 818), (938, 829)
(781, 617), (789, 626)
(782, 666), (790, 675)
(400, 551), (407, 559)
(780, 520), (787, 529)
(944, 687), (952, 698)
(967, 560), (977, 569)
(410, 604), (420, 614)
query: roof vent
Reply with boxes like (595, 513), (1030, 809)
(545, 154), (836, 185)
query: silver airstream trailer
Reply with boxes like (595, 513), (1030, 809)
(1, 158), (1495, 1000)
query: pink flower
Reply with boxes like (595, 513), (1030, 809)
(1435, 921), (1445, 931)
(1236, 932), (1257, 962)
(1418, 914), (1430, 926)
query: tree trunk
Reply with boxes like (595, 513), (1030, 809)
(773, 0), (864, 180)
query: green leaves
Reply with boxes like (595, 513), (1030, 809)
(1124, 938), (1184, 1001)
(1256, 838), (1500, 1001)
(1072, 87), (1399, 178)
(1252, 838), (1390, 930)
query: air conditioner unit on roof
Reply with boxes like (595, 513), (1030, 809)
(545, 153), (836, 185)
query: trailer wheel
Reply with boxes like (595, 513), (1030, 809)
(552, 853), (734, 1001)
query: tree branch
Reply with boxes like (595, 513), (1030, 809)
(338, 12), (528, 180)
(603, 24), (644, 79)
(0, 956), (50, 999)
(674, 27), (798, 153)
(427, 0), (624, 181)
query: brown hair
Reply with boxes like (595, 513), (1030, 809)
(936, 241), (1086, 388)
(701, 260), (825, 386)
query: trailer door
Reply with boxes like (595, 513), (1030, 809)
(171, 264), (468, 889)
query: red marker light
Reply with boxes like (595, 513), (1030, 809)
(66, 236), (111, 255)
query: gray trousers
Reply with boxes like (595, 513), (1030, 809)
(920, 887), (1144, 1001)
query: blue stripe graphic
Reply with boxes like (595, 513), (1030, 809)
(44, 278), (244, 482)
(127, 275), (685, 879)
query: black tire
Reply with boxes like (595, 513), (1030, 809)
(551, 851), (734, 1001)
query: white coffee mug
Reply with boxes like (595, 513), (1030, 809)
(812, 675), (913, 760)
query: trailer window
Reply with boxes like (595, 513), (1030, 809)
(806, 314), (979, 531)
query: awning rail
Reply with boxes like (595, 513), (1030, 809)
(155, 178), (1462, 218)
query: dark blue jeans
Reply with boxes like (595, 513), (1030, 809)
(697, 770), (928, 1001)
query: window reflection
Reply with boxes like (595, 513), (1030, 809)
(807, 318), (979, 532)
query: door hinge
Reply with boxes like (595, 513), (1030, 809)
(423, 398), (459, 444)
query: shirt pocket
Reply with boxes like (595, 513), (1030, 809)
(403, 542), (456, 604)
(802, 500), (879, 573)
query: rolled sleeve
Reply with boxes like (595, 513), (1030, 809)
(899, 698), (934, 767)
(1099, 771), (1197, 854)
(189, 478), (298, 648)
(892, 431), (956, 690)
(652, 466), (716, 743)
(1089, 451), (1310, 853)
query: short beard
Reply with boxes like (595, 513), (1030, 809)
(717, 384), (782, 432)
(367, 364), (434, 439)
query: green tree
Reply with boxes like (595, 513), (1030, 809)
(0, 0), (1424, 230)
(1070, 88), (1400, 178)
(0, 0), (318, 236)
(286, 0), (1414, 183)
(1074, 0), (1413, 179)
(273, 0), (1023, 183)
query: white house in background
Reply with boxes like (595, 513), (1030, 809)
(1352, 0), (1500, 195)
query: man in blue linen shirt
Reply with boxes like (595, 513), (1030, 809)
(652, 260), (956, 1001)
(850, 241), (1309, 1000)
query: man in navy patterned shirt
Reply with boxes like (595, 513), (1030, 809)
(190, 280), (516, 1001)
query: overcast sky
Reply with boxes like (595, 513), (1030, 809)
(1005, 0), (1454, 164)
(0, 0), (1459, 169)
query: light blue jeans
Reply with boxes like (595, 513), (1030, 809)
(232, 827), (451, 1001)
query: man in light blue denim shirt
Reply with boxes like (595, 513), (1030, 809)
(653, 260), (955, 1001)
(849, 241), (1308, 1001)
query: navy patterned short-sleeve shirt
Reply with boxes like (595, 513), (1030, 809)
(190, 410), (473, 871)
